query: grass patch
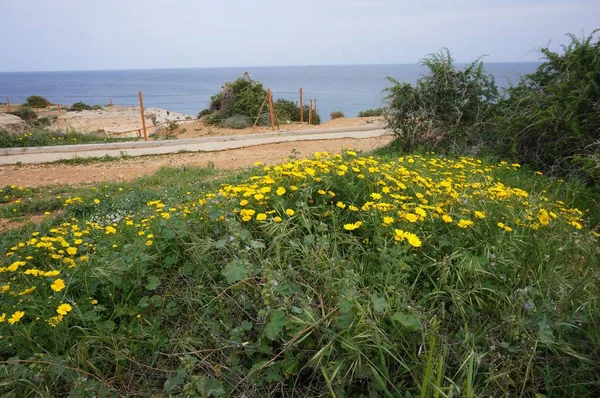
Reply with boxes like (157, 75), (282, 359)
(0, 128), (139, 148)
(1, 150), (599, 396)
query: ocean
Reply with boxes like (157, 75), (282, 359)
(0, 63), (540, 120)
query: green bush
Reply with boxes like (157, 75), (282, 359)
(8, 107), (37, 120)
(197, 109), (211, 119)
(69, 102), (93, 111)
(358, 108), (384, 117)
(24, 95), (51, 107)
(330, 110), (345, 119)
(494, 31), (600, 185)
(384, 50), (499, 151)
(0, 128), (138, 148)
(221, 115), (252, 129)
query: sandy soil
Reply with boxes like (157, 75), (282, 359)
(0, 135), (393, 188)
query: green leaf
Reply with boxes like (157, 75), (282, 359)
(241, 320), (253, 331)
(138, 297), (149, 308)
(249, 240), (265, 249)
(222, 260), (248, 284)
(371, 293), (388, 313)
(265, 310), (289, 340)
(145, 275), (160, 290)
(392, 312), (421, 331)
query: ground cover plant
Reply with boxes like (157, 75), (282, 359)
(0, 128), (139, 148)
(1, 148), (599, 397)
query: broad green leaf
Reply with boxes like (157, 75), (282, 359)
(222, 260), (248, 284)
(145, 275), (160, 290)
(265, 310), (289, 340)
(371, 293), (389, 313)
(392, 312), (421, 330)
(249, 240), (265, 249)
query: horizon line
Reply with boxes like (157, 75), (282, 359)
(0, 61), (543, 74)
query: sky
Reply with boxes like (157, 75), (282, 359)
(0, 0), (598, 72)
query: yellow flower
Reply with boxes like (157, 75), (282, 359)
(474, 211), (486, 219)
(404, 213), (419, 223)
(442, 214), (453, 223)
(274, 216), (282, 223)
(504, 226), (513, 232)
(538, 210), (550, 226)
(44, 270), (60, 277)
(457, 219), (474, 229)
(146, 240), (153, 246)
(286, 209), (295, 216)
(8, 311), (25, 324)
(91, 299), (98, 305)
(240, 199), (248, 206)
(254, 193), (264, 201)
(256, 213), (267, 221)
(0, 313), (5, 323)
(276, 187), (286, 196)
(382, 216), (394, 225)
(415, 207), (427, 218)
(405, 232), (422, 248)
(336, 201), (346, 209)
(371, 193), (382, 200)
(105, 226), (116, 234)
(93, 199), (100, 204)
(57, 303), (73, 315)
(343, 221), (362, 231)
(570, 220), (583, 230)
(51, 278), (66, 292)
(66, 247), (78, 256)
(497, 222), (505, 229)
(317, 189), (326, 195)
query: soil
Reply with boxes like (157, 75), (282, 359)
(0, 135), (393, 188)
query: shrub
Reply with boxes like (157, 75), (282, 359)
(69, 102), (93, 111)
(24, 95), (51, 107)
(358, 108), (384, 117)
(8, 107), (37, 120)
(221, 115), (252, 129)
(384, 50), (499, 151)
(330, 110), (345, 119)
(494, 30), (600, 184)
(197, 109), (211, 119)
(208, 75), (267, 120)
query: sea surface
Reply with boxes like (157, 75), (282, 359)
(0, 63), (540, 120)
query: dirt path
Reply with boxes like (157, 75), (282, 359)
(0, 136), (393, 188)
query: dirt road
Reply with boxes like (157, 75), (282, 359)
(0, 136), (393, 188)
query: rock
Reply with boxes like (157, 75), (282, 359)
(0, 113), (27, 135)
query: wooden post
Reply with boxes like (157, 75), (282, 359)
(267, 89), (276, 131)
(6, 98), (10, 112)
(35, 107), (39, 117)
(58, 104), (61, 113)
(109, 98), (113, 107)
(309, 100), (313, 125)
(252, 94), (268, 130)
(314, 99), (317, 121)
(299, 88), (303, 123)
(138, 91), (148, 140)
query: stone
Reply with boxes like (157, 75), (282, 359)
(0, 113), (27, 135)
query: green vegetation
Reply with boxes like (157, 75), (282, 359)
(0, 128), (139, 148)
(494, 30), (600, 185)
(199, 76), (321, 127)
(358, 108), (384, 117)
(23, 95), (51, 108)
(384, 31), (600, 186)
(69, 102), (102, 112)
(1, 148), (599, 396)
(385, 49), (498, 152)
(330, 110), (345, 119)
(8, 107), (38, 121)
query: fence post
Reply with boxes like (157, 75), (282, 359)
(58, 104), (61, 113)
(309, 100), (313, 125)
(267, 89), (276, 131)
(109, 98), (113, 107)
(299, 88), (303, 123)
(35, 107), (39, 117)
(138, 91), (148, 140)
(314, 99), (317, 121)
(6, 98), (10, 112)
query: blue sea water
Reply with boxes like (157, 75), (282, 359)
(0, 63), (539, 120)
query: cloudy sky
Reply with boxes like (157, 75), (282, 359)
(1, 0), (598, 72)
